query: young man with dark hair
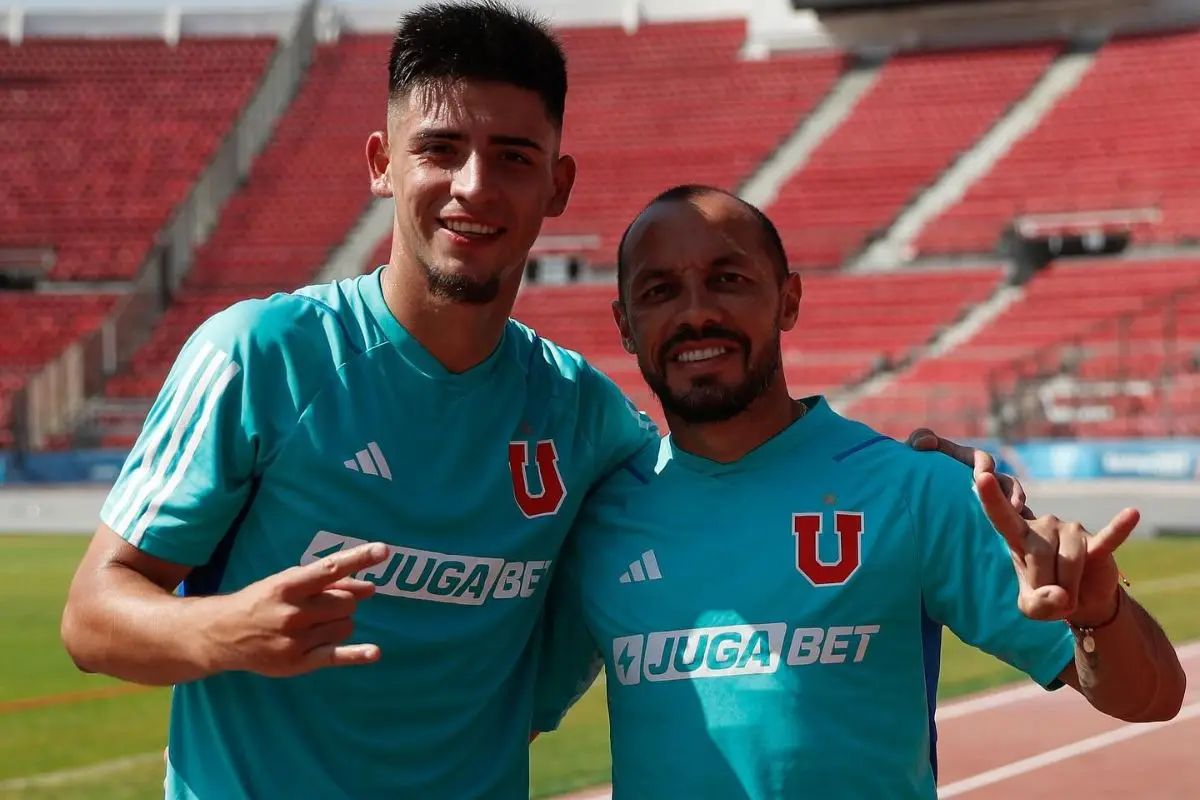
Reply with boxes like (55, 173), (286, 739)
(533, 185), (1187, 799)
(60, 3), (653, 798)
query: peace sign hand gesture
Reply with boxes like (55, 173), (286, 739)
(972, 452), (1137, 628)
(205, 541), (391, 678)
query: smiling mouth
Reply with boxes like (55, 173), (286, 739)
(439, 219), (504, 238)
(674, 346), (733, 364)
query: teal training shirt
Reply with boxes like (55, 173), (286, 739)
(99, 266), (658, 799)
(534, 396), (1076, 799)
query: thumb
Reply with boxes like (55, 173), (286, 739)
(301, 642), (382, 672)
(1088, 507), (1140, 561)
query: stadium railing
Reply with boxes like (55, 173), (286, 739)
(984, 281), (1200, 441)
(7, 0), (320, 452)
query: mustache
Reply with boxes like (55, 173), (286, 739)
(656, 324), (750, 365)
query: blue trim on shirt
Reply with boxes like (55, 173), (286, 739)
(920, 601), (943, 782)
(620, 458), (650, 484)
(182, 476), (263, 597)
(832, 434), (890, 462)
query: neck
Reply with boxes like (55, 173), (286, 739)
(665, 376), (803, 464)
(381, 255), (521, 375)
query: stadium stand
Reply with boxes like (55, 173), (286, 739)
(766, 43), (1058, 269)
(104, 35), (392, 399)
(5, 2), (1200, 456)
(848, 258), (1200, 439)
(0, 37), (277, 281)
(0, 35), (277, 446)
(918, 29), (1200, 255)
(536, 20), (846, 264)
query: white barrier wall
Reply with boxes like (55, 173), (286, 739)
(2, 482), (1195, 536)
(1, 487), (108, 535)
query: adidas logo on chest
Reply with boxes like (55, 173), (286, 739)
(343, 441), (392, 481)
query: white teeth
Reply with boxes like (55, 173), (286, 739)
(676, 347), (729, 363)
(443, 220), (499, 236)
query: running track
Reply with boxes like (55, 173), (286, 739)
(560, 642), (1200, 799)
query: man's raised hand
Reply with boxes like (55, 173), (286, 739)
(205, 541), (391, 678)
(973, 465), (1138, 627)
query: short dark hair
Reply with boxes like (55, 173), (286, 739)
(616, 184), (790, 303)
(388, 1), (568, 128)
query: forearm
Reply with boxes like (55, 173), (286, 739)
(1069, 589), (1186, 722)
(62, 565), (223, 686)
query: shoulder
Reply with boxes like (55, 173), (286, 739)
(197, 282), (369, 370)
(583, 437), (664, 507)
(506, 319), (590, 383)
(811, 409), (979, 517)
(821, 410), (969, 485)
(177, 285), (370, 414)
(507, 320), (644, 410)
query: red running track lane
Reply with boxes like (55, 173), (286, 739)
(936, 642), (1200, 798)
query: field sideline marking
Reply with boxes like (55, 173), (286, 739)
(937, 639), (1200, 722)
(0, 684), (156, 716)
(937, 701), (1200, 797)
(0, 753), (161, 791)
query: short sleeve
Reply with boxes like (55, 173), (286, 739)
(911, 454), (1076, 689)
(578, 362), (659, 479)
(100, 299), (307, 567)
(531, 533), (603, 733)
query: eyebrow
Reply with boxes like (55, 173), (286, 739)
(630, 267), (670, 288)
(411, 128), (544, 152)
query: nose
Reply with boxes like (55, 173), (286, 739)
(450, 151), (495, 205)
(674, 278), (722, 331)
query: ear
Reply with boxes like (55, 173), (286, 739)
(546, 153), (577, 218)
(366, 131), (394, 199)
(778, 271), (802, 333)
(611, 299), (636, 354)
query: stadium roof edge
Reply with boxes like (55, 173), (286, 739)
(1, 0), (767, 42)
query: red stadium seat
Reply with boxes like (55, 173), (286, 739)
(918, 30), (1200, 254)
(0, 37), (276, 282)
(767, 44), (1058, 269)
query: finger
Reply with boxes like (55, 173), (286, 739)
(301, 642), (381, 671)
(1022, 516), (1059, 592)
(304, 617), (357, 648)
(1009, 474), (1027, 510)
(281, 542), (390, 598)
(906, 428), (940, 450)
(1056, 522), (1087, 613)
(974, 471), (1029, 556)
(1004, 475), (1037, 520)
(304, 590), (362, 623)
(1088, 507), (1140, 561)
(937, 436), (981, 470)
(973, 448), (997, 475)
(324, 577), (378, 600)
(1018, 584), (1073, 621)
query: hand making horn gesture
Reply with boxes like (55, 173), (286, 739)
(971, 450), (1137, 630)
